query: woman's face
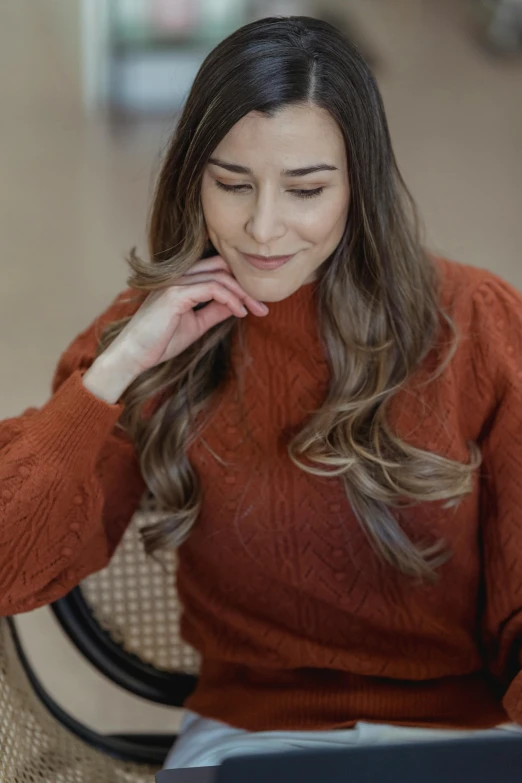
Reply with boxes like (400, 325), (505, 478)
(200, 103), (350, 303)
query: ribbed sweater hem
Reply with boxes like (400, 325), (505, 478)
(184, 662), (508, 732)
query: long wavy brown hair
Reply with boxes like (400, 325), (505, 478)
(99, 16), (481, 581)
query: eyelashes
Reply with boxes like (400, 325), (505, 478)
(214, 180), (324, 200)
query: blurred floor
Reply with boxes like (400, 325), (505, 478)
(0, 0), (521, 737)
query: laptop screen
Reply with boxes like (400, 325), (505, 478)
(157, 734), (522, 782)
(214, 734), (522, 783)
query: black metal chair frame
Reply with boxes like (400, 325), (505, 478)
(6, 585), (197, 767)
(51, 586), (197, 706)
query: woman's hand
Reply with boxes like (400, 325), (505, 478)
(83, 256), (268, 403)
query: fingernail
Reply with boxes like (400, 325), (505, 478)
(241, 305), (248, 315)
(259, 303), (269, 314)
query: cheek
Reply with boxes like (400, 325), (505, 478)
(299, 203), (346, 247)
(202, 195), (239, 241)
(201, 189), (217, 231)
(322, 193), (350, 244)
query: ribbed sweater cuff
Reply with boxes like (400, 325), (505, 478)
(26, 370), (125, 468)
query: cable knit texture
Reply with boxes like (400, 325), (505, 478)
(1, 257), (522, 732)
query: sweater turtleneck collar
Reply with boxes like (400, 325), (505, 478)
(248, 279), (320, 340)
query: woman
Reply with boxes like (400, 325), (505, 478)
(1, 16), (522, 771)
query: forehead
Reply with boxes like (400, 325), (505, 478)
(213, 104), (346, 169)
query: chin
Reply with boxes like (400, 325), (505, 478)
(239, 275), (303, 303)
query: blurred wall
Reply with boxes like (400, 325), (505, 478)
(0, 0), (83, 112)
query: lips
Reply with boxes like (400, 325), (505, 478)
(242, 252), (295, 270)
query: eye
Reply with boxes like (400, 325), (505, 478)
(214, 181), (324, 199)
(215, 181), (251, 194)
(291, 188), (324, 199)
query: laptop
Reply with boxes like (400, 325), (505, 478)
(156, 732), (522, 782)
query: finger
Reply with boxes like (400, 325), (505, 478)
(175, 271), (268, 316)
(203, 282), (250, 319)
(138, 268), (227, 315)
(169, 281), (249, 320)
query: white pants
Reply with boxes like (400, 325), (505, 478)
(163, 710), (522, 770)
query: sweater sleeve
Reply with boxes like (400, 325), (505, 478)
(472, 272), (522, 723)
(0, 290), (147, 616)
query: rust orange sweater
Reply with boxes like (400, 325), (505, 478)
(2, 257), (522, 732)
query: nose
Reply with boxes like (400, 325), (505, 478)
(245, 189), (286, 247)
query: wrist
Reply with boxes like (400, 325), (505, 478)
(82, 351), (139, 405)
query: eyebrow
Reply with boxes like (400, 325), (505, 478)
(208, 157), (338, 177)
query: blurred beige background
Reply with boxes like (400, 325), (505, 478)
(1, 0), (521, 737)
